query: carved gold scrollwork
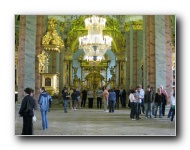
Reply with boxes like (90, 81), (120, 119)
(42, 17), (64, 53)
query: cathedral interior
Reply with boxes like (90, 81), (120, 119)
(15, 15), (175, 102)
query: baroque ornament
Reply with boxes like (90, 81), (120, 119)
(42, 17), (64, 53)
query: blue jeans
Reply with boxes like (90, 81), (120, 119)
(64, 100), (69, 112)
(155, 102), (163, 118)
(170, 106), (175, 121)
(109, 100), (115, 112)
(133, 102), (140, 119)
(40, 110), (48, 130)
(144, 102), (153, 118)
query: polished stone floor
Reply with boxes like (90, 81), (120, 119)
(15, 103), (176, 136)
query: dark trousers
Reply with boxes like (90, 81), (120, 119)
(170, 107), (175, 121)
(137, 103), (141, 118)
(140, 99), (145, 114)
(121, 97), (126, 108)
(109, 100), (115, 112)
(88, 98), (93, 108)
(115, 97), (119, 109)
(81, 98), (86, 107)
(130, 102), (135, 118)
(162, 104), (166, 116)
(22, 116), (33, 135)
(97, 97), (102, 108)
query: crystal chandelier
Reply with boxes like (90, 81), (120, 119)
(79, 15), (112, 61)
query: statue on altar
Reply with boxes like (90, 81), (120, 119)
(37, 50), (48, 73)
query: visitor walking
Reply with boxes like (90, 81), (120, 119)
(38, 87), (52, 130)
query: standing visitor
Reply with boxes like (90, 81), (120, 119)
(114, 87), (120, 109)
(76, 87), (81, 109)
(139, 85), (145, 114)
(68, 87), (73, 109)
(19, 88), (36, 135)
(108, 89), (116, 113)
(81, 88), (87, 108)
(71, 89), (77, 110)
(87, 88), (94, 108)
(96, 87), (103, 109)
(169, 90), (175, 122)
(154, 87), (165, 118)
(38, 87), (52, 130)
(102, 86), (109, 112)
(144, 85), (154, 119)
(121, 89), (127, 108)
(129, 90), (136, 120)
(135, 86), (144, 120)
(62, 88), (70, 113)
(150, 86), (155, 116)
(160, 85), (168, 116)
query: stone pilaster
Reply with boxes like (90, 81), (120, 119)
(155, 15), (166, 89)
(35, 15), (47, 99)
(137, 30), (143, 87)
(126, 32), (130, 89)
(17, 15), (37, 103)
(129, 24), (134, 87)
(133, 30), (137, 87)
(142, 16), (147, 89)
(145, 16), (150, 87)
(149, 16), (156, 88)
(25, 15), (36, 91)
(59, 48), (64, 102)
(18, 16), (26, 102)
(165, 15), (173, 98)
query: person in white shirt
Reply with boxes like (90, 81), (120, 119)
(168, 87), (175, 122)
(129, 89), (136, 120)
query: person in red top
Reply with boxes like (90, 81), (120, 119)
(160, 85), (168, 116)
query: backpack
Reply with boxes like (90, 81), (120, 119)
(25, 97), (33, 112)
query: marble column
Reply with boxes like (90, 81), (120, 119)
(35, 15), (47, 99)
(165, 15), (173, 97)
(145, 16), (150, 87)
(133, 30), (137, 87)
(142, 16), (147, 89)
(149, 16), (156, 88)
(18, 15), (37, 102)
(129, 24), (134, 87)
(58, 48), (64, 102)
(155, 15), (166, 89)
(136, 30), (143, 87)
(18, 16), (26, 102)
(126, 32), (130, 89)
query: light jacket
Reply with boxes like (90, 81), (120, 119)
(38, 92), (52, 111)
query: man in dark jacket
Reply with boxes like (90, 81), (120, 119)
(19, 87), (35, 135)
(144, 85), (154, 119)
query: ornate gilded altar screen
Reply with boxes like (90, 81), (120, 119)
(41, 73), (59, 95)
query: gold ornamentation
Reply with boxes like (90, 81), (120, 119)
(42, 17), (64, 52)
(60, 22), (66, 32)
(124, 20), (143, 31)
(37, 50), (49, 73)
